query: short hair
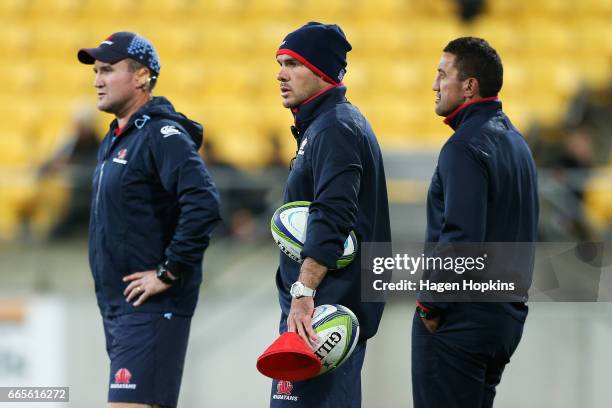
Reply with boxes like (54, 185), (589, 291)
(443, 37), (503, 98)
(126, 59), (157, 92)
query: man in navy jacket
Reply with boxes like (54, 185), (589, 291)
(271, 22), (391, 407)
(78, 32), (220, 408)
(412, 37), (539, 408)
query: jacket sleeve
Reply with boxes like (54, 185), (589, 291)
(418, 141), (489, 313)
(438, 141), (488, 242)
(301, 126), (362, 269)
(150, 123), (221, 275)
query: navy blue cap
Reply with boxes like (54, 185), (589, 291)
(78, 32), (161, 75)
(277, 22), (352, 85)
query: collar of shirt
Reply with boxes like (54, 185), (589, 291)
(443, 97), (501, 131)
(291, 84), (347, 133)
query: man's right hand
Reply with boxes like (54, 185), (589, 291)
(287, 296), (319, 346)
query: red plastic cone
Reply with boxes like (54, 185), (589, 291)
(256, 332), (322, 381)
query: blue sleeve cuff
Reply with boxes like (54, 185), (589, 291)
(300, 247), (338, 270)
(166, 257), (193, 277)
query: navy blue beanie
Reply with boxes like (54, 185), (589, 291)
(277, 22), (352, 85)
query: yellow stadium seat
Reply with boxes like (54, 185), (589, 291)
(0, 0), (29, 15)
(27, 173), (73, 240)
(131, 0), (195, 19)
(79, 0), (140, 19)
(0, 24), (32, 58)
(485, 0), (531, 19)
(570, 55), (611, 89)
(0, 178), (34, 241)
(522, 19), (574, 56)
(239, 0), (287, 19)
(26, 0), (86, 17)
(575, 0), (612, 17)
(0, 0), (608, 173)
(192, 0), (253, 18)
(584, 169), (612, 233)
(0, 132), (33, 168)
(467, 18), (519, 53)
(298, 0), (354, 20)
(352, 0), (423, 18)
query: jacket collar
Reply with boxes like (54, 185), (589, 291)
(443, 96), (501, 130)
(291, 85), (347, 133)
(109, 96), (172, 137)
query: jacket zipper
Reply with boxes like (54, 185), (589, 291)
(95, 133), (118, 220)
(94, 161), (105, 221)
(290, 125), (301, 170)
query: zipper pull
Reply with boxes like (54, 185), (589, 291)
(290, 125), (300, 143)
(289, 126), (301, 170)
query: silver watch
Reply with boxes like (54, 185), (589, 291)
(290, 281), (316, 299)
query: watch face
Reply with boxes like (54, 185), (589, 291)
(290, 282), (303, 297)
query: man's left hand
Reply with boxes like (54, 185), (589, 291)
(420, 315), (442, 334)
(123, 270), (171, 306)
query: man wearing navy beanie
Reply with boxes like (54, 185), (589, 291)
(271, 22), (391, 407)
(277, 22), (351, 85)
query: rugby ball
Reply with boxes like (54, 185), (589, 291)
(271, 201), (357, 269)
(311, 304), (360, 375)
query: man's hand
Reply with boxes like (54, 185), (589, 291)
(287, 257), (328, 346)
(123, 270), (172, 306)
(420, 315), (442, 334)
(288, 296), (318, 346)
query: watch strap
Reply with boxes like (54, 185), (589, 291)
(156, 263), (177, 285)
(301, 285), (316, 297)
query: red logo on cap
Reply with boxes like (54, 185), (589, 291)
(276, 380), (293, 395)
(114, 368), (132, 384)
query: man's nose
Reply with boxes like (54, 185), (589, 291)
(432, 79), (439, 92)
(94, 73), (103, 88)
(277, 66), (288, 82)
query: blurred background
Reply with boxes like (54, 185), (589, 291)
(0, 0), (611, 406)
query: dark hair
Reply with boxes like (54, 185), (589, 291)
(126, 59), (158, 92)
(443, 37), (503, 97)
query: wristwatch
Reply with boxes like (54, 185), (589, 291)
(156, 262), (177, 285)
(290, 281), (316, 299)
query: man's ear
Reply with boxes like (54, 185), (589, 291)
(134, 68), (151, 89)
(463, 77), (480, 99)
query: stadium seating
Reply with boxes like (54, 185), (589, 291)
(0, 0), (611, 239)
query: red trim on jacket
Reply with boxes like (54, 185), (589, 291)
(277, 48), (338, 85)
(443, 96), (499, 126)
(301, 83), (338, 106)
(415, 300), (432, 313)
(291, 84), (339, 127)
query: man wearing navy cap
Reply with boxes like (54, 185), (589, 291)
(78, 32), (221, 408)
(271, 22), (391, 407)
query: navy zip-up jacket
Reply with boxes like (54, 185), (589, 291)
(420, 98), (539, 320)
(276, 86), (391, 341)
(89, 96), (221, 318)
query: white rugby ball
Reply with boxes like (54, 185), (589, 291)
(311, 304), (360, 375)
(271, 201), (357, 269)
